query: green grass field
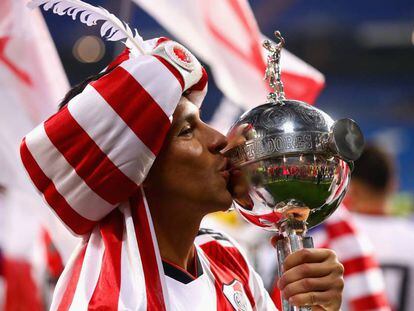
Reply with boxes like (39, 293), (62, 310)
(264, 179), (332, 208)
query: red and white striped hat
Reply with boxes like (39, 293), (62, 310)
(21, 1), (208, 309)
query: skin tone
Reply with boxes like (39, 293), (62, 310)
(144, 98), (230, 274)
(143, 97), (344, 310)
(345, 179), (394, 215)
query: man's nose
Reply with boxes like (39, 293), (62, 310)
(207, 127), (228, 154)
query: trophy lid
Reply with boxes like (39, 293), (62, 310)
(227, 31), (364, 168)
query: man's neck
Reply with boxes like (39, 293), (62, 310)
(145, 194), (204, 272)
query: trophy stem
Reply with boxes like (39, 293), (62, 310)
(275, 221), (314, 311)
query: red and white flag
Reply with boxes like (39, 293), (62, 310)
(0, 0), (73, 309)
(132, 0), (325, 132)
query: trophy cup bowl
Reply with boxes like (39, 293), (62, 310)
(226, 100), (361, 232)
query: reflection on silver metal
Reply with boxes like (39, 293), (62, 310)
(226, 30), (364, 311)
(227, 99), (361, 231)
(330, 119), (365, 161)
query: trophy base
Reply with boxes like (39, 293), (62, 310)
(275, 232), (314, 311)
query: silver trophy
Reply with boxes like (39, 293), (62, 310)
(226, 31), (364, 311)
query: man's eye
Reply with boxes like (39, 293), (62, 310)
(178, 126), (193, 136)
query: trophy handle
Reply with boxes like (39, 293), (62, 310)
(276, 232), (314, 311)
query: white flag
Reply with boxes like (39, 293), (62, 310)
(132, 0), (325, 112)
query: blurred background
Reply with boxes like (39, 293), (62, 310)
(45, 0), (414, 213)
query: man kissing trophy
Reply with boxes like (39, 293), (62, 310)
(226, 31), (365, 311)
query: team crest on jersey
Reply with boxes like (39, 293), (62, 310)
(223, 280), (252, 311)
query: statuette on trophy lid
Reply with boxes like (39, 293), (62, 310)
(225, 31), (364, 311)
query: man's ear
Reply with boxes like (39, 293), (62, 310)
(343, 179), (361, 209)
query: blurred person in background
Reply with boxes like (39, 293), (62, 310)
(345, 143), (414, 311)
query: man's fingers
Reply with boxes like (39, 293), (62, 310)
(278, 262), (344, 290)
(283, 248), (336, 271)
(278, 248), (344, 310)
(281, 274), (344, 299)
(288, 290), (342, 310)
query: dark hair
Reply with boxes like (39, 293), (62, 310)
(352, 143), (394, 192)
(58, 68), (114, 110)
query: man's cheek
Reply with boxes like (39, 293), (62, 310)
(175, 140), (203, 157)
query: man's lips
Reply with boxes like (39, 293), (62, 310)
(219, 158), (231, 181)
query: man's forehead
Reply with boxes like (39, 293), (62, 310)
(174, 98), (200, 122)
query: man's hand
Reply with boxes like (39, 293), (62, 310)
(277, 248), (344, 311)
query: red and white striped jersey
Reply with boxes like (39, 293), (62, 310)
(55, 224), (277, 311)
(310, 207), (391, 311)
(183, 229), (277, 311)
(352, 213), (414, 311)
